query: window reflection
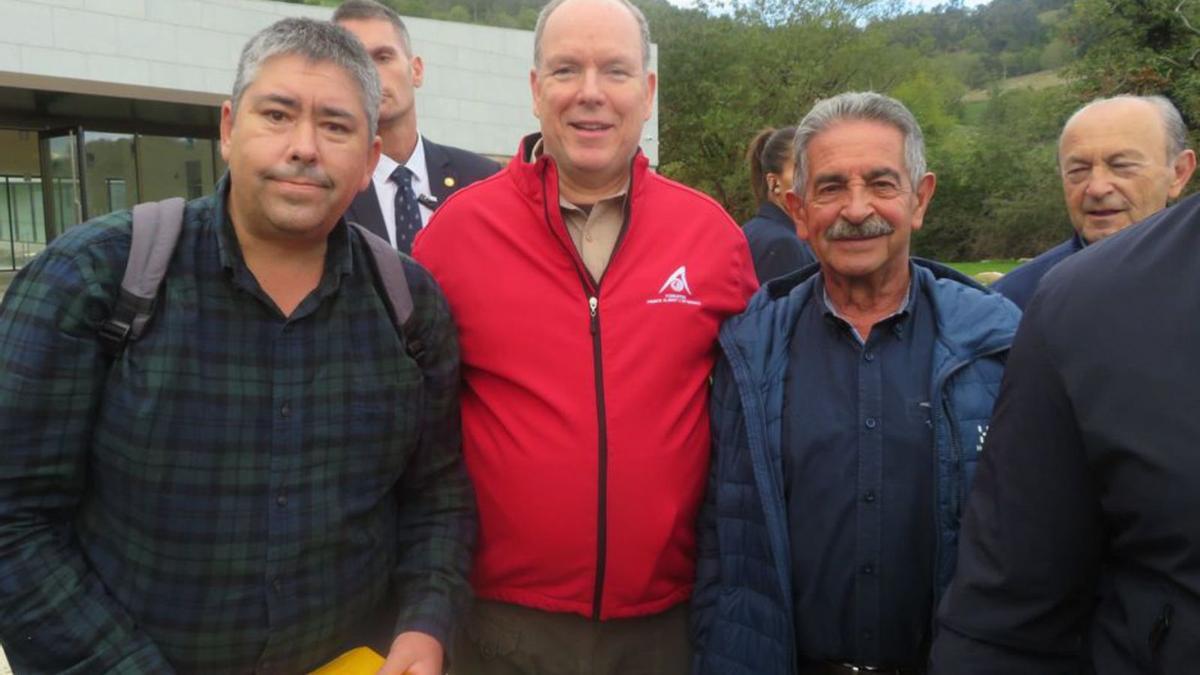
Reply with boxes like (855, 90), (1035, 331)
(44, 133), (81, 238)
(138, 135), (217, 202)
(84, 131), (139, 219)
(0, 129), (46, 269)
(0, 127), (220, 271)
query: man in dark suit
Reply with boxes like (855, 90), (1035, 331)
(932, 191), (1200, 675)
(335, 0), (501, 253)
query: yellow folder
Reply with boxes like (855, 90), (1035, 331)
(309, 647), (386, 675)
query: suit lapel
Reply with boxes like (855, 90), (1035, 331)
(424, 138), (456, 206)
(346, 181), (389, 242)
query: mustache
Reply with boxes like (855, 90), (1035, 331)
(263, 164), (333, 188)
(1081, 196), (1127, 211)
(824, 214), (895, 241)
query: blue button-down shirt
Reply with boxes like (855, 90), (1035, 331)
(782, 267), (936, 667)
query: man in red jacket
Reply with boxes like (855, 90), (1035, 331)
(412, 0), (757, 671)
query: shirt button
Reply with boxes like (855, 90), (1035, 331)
(272, 578), (282, 593)
(863, 351), (875, 362)
(276, 494), (287, 507)
(863, 491), (876, 503)
(280, 402), (291, 418)
(864, 417), (877, 429)
(862, 563), (875, 575)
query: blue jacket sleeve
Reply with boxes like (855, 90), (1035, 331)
(690, 356), (739, 672)
(931, 300), (1104, 673)
(0, 248), (175, 674)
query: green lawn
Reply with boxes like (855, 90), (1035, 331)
(946, 259), (1023, 283)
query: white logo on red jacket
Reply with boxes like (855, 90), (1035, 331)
(648, 266), (701, 306)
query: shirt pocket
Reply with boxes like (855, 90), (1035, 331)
(908, 399), (933, 428)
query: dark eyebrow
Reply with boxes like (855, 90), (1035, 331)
(864, 168), (903, 183)
(252, 92), (355, 126)
(812, 171), (848, 186)
(318, 105), (357, 125)
(255, 93), (299, 110)
(316, 104), (357, 127)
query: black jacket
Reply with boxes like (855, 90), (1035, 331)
(344, 136), (500, 249)
(932, 192), (1200, 674)
(741, 202), (816, 284)
(991, 232), (1085, 310)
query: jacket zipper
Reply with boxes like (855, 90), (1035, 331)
(929, 344), (1010, 614)
(941, 396), (962, 521)
(538, 159), (636, 621)
(587, 293), (608, 620)
(1149, 603), (1173, 674)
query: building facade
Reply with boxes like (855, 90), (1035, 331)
(0, 0), (662, 270)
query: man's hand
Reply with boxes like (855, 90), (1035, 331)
(377, 631), (444, 675)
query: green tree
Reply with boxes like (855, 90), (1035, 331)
(915, 86), (1074, 259)
(1062, 0), (1200, 191)
(891, 67), (965, 143)
(648, 0), (911, 221)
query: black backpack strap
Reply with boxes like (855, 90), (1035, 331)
(349, 222), (420, 358)
(99, 197), (186, 356)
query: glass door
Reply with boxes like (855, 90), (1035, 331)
(82, 131), (139, 219)
(39, 127), (85, 241)
(0, 129), (46, 270)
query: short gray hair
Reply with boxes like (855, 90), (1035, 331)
(792, 91), (927, 194)
(231, 17), (382, 140)
(333, 0), (414, 57)
(1060, 94), (1190, 163)
(533, 0), (651, 70)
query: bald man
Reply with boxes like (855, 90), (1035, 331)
(411, 0), (756, 672)
(992, 95), (1196, 309)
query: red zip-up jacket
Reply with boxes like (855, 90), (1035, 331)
(413, 135), (757, 620)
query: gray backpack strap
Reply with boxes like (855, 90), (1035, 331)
(349, 222), (418, 354)
(99, 197), (186, 356)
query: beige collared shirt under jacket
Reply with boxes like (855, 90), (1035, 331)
(533, 139), (628, 282)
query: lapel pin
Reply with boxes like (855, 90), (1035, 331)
(443, 177), (456, 188)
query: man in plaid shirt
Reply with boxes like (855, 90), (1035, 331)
(0, 18), (474, 675)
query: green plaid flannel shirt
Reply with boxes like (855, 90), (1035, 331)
(0, 178), (475, 673)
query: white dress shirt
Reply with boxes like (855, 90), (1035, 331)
(368, 133), (434, 247)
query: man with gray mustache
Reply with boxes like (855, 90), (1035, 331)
(825, 213), (895, 240)
(692, 92), (1021, 674)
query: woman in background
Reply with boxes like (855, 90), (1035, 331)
(741, 126), (816, 284)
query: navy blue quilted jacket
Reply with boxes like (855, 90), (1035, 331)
(691, 259), (1021, 675)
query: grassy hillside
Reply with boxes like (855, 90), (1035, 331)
(962, 68), (1066, 102)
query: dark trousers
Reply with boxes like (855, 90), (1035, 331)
(452, 600), (690, 675)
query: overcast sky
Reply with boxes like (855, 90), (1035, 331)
(665, 0), (992, 10)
